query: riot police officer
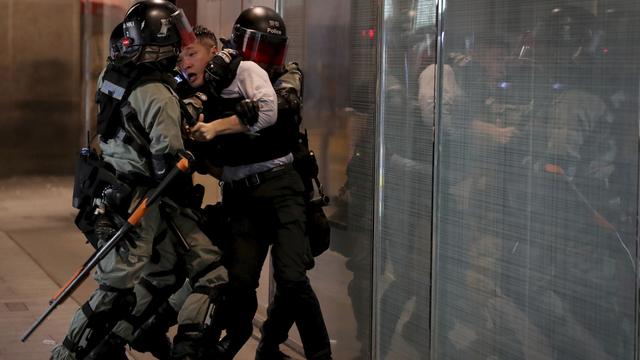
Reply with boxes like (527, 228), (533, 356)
(51, 2), (228, 360)
(524, 6), (619, 360)
(128, 23), (268, 359)
(188, 7), (333, 360)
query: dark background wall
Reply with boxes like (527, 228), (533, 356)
(0, 0), (81, 177)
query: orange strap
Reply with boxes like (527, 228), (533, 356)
(544, 163), (565, 176)
(51, 268), (83, 303)
(128, 198), (149, 225)
(177, 158), (190, 172)
(593, 212), (616, 231)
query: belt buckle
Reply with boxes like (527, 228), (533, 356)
(243, 173), (261, 187)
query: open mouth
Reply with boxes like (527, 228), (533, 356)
(187, 73), (198, 83)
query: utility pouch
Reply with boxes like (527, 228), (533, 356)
(74, 207), (100, 249)
(292, 130), (319, 197)
(72, 147), (118, 248)
(306, 177), (331, 257)
(72, 147), (118, 210)
(290, 130), (330, 257)
(198, 202), (232, 252)
(307, 202), (330, 257)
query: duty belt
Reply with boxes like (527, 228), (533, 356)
(225, 163), (292, 190)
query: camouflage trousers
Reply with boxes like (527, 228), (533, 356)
(52, 198), (227, 359)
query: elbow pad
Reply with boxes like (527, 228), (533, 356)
(235, 99), (260, 127)
(204, 49), (241, 95)
(151, 153), (177, 182)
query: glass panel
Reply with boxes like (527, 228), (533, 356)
(280, 0), (378, 358)
(431, 1), (639, 359)
(376, 1), (436, 359)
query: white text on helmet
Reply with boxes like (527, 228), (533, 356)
(158, 19), (171, 37)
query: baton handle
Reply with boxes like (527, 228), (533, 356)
(21, 154), (192, 342)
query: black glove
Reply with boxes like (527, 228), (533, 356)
(95, 213), (138, 253)
(235, 100), (260, 127)
(151, 153), (177, 183)
(204, 49), (241, 95)
(95, 213), (118, 244)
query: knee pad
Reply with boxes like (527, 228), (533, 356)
(170, 283), (229, 360)
(193, 284), (227, 332)
(171, 283), (229, 358)
(65, 286), (135, 359)
(126, 277), (175, 330)
(128, 279), (181, 359)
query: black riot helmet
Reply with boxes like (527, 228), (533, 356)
(533, 6), (602, 65)
(229, 6), (288, 70)
(121, 0), (195, 64)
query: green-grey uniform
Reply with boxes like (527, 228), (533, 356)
(526, 86), (618, 360)
(52, 73), (228, 360)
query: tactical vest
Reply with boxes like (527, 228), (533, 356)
(96, 62), (178, 159)
(177, 65), (300, 168)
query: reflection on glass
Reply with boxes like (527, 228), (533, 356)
(432, 2), (639, 360)
(377, 2), (435, 359)
(280, 0), (377, 359)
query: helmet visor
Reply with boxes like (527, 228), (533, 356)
(238, 28), (288, 67)
(171, 9), (196, 48)
(109, 22), (125, 59)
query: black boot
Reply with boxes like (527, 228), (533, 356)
(213, 298), (255, 359)
(82, 332), (128, 360)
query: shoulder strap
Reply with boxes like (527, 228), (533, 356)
(97, 64), (178, 163)
(118, 101), (152, 160)
(96, 64), (138, 140)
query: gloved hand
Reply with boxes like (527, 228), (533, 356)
(182, 92), (207, 127)
(95, 213), (118, 244)
(95, 213), (138, 254)
(235, 100), (260, 127)
(204, 49), (242, 95)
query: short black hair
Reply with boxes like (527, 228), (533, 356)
(193, 25), (218, 49)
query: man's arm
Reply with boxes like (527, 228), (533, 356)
(130, 83), (185, 179)
(190, 113), (247, 142)
(191, 61), (277, 141)
(228, 61), (277, 132)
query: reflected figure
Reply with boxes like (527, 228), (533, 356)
(378, 16), (435, 360)
(522, 6), (631, 360)
(330, 94), (376, 360)
(429, 33), (555, 360)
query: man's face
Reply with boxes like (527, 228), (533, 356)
(178, 40), (216, 88)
